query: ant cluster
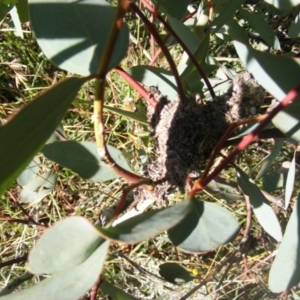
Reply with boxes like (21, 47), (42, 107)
(142, 72), (265, 202)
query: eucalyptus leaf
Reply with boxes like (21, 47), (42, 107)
(288, 13), (300, 38)
(1, 0), (17, 5)
(211, 0), (246, 34)
(272, 100), (300, 143)
(104, 105), (148, 125)
(29, 217), (103, 274)
(9, 5), (23, 38)
(269, 196), (300, 293)
(17, 157), (41, 186)
(151, 0), (192, 19)
(97, 200), (192, 243)
(234, 41), (300, 101)
(100, 280), (138, 300)
(256, 139), (284, 180)
(2, 240), (109, 300)
(168, 16), (200, 54)
(159, 263), (195, 284)
(239, 8), (280, 50)
(16, 0), (29, 23)
(20, 170), (56, 203)
(234, 41), (300, 141)
(0, 77), (87, 196)
(236, 167), (282, 241)
(0, 4), (11, 22)
(180, 32), (210, 81)
(263, 173), (285, 193)
(29, 0), (129, 75)
(128, 66), (179, 100)
(264, 0), (300, 10)
(224, 18), (249, 45)
(47, 123), (66, 143)
(285, 153), (296, 209)
(168, 200), (239, 253)
(41, 141), (132, 182)
(20, 187), (52, 204)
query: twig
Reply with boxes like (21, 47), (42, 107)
(0, 272), (33, 296)
(118, 252), (176, 291)
(261, 191), (283, 208)
(130, 3), (185, 100)
(93, 1), (151, 185)
(189, 82), (300, 198)
(224, 128), (286, 147)
(201, 115), (266, 180)
(90, 275), (102, 300)
(109, 179), (153, 223)
(113, 66), (157, 107)
(180, 250), (239, 300)
(241, 195), (252, 246)
(7, 191), (46, 228)
(0, 217), (35, 225)
(157, 16), (215, 99)
(205, 251), (277, 297)
(0, 254), (28, 269)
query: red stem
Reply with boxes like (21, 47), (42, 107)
(114, 66), (157, 107)
(130, 3), (185, 100)
(0, 217), (33, 224)
(189, 82), (300, 198)
(157, 16), (215, 99)
(7, 191), (46, 228)
(0, 254), (28, 269)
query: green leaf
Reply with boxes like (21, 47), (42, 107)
(269, 196), (300, 293)
(285, 153), (296, 209)
(0, 77), (87, 196)
(205, 178), (244, 201)
(264, 0), (299, 10)
(224, 18), (249, 44)
(16, 0), (29, 23)
(20, 170), (56, 203)
(256, 139), (284, 179)
(262, 173), (285, 193)
(236, 167), (282, 241)
(17, 157), (41, 186)
(211, 0), (246, 34)
(234, 41), (300, 142)
(97, 200), (193, 243)
(179, 61), (216, 95)
(100, 280), (138, 300)
(239, 8), (280, 50)
(159, 263), (195, 284)
(41, 141), (132, 182)
(128, 66), (179, 100)
(272, 100), (300, 143)
(168, 200), (239, 253)
(180, 32), (211, 80)
(0, 3), (11, 23)
(151, 0), (193, 19)
(2, 240), (109, 300)
(9, 5), (23, 38)
(1, 0), (17, 5)
(288, 13), (300, 38)
(104, 105), (148, 125)
(168, 16), (200, 54)
(47, 123), (66, 143)
(233, 41), (300, 101)
(29, 216), (103, 274)
(28, 0), (129, 76)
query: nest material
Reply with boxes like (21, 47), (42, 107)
(146, 72), (264, 191)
